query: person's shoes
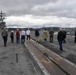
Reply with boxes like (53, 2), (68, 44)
(60, 49), (63, 51)
(64, 41), (66, 44)
(4, 45), (6, 47)
(37, 41), (39, 43)
(63, 40), (66, 44)
(60, 48), (63, 51)
(50, 41), (53, 43)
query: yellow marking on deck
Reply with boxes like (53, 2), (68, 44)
(55, 57), (61, 61)
(41, 59), (50, 64)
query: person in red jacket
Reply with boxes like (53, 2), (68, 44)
(15, 29), (20, 43)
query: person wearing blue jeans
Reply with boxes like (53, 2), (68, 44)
(58, 40), (63, 50)
(57, 28), (64, 51)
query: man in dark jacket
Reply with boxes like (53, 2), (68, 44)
(35, 29), (40, 42)
(74, 30), (76, 43)
(10, 30), (14, 43)
(1, 28), (8, 47)
(57, 28), (64, 51)
(63, 29), (66, 43)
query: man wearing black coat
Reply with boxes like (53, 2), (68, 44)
(74, 30), (76, 43)
(35, 29), (40, 42)
(63, 29), (66, 43)
(57, 28), (64, 51)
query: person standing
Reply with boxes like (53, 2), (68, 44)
(20, 29), (26, 43)
(57, 28), (64, 51)
(10, 30), (14, 43)
(15, 29), (20, 43)
(49, 28), (54, 43)
(1, 28), (8, 47)
(26, 29), (30, 40)
(43, 29), (48, 41)
(63, 29), (66, 43)
(74, 30), (76, 43)
(35, 29), (40, 42)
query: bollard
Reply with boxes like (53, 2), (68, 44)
(16, 53), (18, 63)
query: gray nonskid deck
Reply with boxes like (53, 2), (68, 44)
(0, 34), (43, 75)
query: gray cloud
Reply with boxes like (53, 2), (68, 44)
(0, 0), (76, 27)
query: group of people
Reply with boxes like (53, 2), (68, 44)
(1, 27), (76, 52)
(35, 28), (54, 43)
(42, 28), (54, 43)
(35, 28), (66, 51)
(1, 28), (30, 47)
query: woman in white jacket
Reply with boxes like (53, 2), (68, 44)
(26, 29), (30, 40)
(20, 29), (26, 43)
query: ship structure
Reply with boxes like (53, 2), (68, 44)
(0, 11), (6, 28)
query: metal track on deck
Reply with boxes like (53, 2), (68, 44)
(26, 39), (76, 75)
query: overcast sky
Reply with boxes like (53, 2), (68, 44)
(1, 0), (76, 28)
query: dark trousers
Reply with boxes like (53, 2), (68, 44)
(11, 37), (14, 43)
(3, 36), (7, 47)
(50, 36), (53, 43)
(27, 35), (30, 40)
(21, 35), (25, 43)
(74, 36), (76, 43)
(58, 40), (63, 51)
